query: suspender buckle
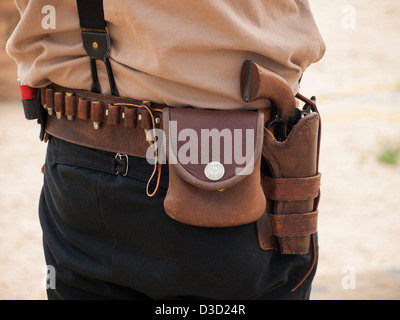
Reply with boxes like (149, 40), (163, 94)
(80, 27), (119, 97)
(80, 27), (110, 60)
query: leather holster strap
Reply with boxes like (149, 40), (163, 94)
(262, 174), (321, 201)
(41, 84), (167, 158)
(269, 211), (318, 238)
(260, 174), (320, 244)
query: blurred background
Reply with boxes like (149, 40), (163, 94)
(0, 0), (399, 300)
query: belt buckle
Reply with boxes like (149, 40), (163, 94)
(115, 153), (129, 177)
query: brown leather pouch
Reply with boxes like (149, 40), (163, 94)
(162, 107), (266, 227)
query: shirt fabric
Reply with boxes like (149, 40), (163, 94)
(7, 0), (325, 110)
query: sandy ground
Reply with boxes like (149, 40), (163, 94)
(1, 0), (400, 300)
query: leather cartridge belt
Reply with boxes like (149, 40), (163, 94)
(41, 84), (167, 158)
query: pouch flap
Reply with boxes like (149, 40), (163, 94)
(162, 108), (264, 191)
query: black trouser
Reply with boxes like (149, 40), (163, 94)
(39, 137), (317, 300)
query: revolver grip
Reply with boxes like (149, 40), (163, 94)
(240, 60), (296, 116)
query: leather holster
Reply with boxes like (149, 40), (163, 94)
(257, 107), (321, 255)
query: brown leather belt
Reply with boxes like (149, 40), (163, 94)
(41, 84), (167, 158)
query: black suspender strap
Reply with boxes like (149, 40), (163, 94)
(76, 0), (119, 96)
(77, 0), (106, 29)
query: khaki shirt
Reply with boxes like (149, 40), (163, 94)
(7, 0), (325, 110)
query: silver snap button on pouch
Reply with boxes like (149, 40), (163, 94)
(204, 161), (225, 181)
